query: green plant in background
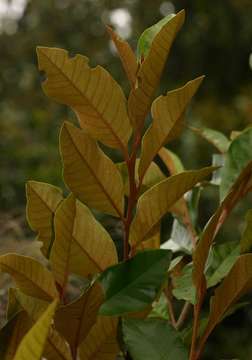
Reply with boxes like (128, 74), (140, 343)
(1, 9), (252, 360)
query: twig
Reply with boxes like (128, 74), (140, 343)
(164, 286), (177, 328)
(176, 301), (192, 330)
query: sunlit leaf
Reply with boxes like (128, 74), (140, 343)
(129, 167), (215, 246)
(158, 147), (184, 175)
(241, 209), (252, 253)
(50, 195), (118, 290)
(128, 11), (185, 130)
(220, 127), (252, 199)
(123, 318), (188, 360)
(0, 254), (58, 301)
(60, 121), (124, 218)
(13, 300), (58, 360)
(139, 76), (204, 181)
(189, 126), (230, 153)
(99, 249), (172, 316)
(78, 316), (119, 360)
(203, 254), (252, 340)
(37, 46), (131, 151)
(55, 282), (104, 348)
(26, 181), (63, 258)
(107, 26), (137, 87)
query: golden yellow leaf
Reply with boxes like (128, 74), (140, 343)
(26, 181), (63, 257)
(139, 76), (204, 181)
(78, 316), (119, 360)
(193, 161), (252, 293)
(129, 167), (215, 246)
(50, 195), (118, 290)
(0, 254), (58, 301)
(128, 10), (185, 129)
(203, 254), (252, 340)
(136, 224), (160, 251)
(13, 300), (58, 360)
(60, 121), (124, 218)
(55, 282), (104, 348)
(107, 26), (137, 88)
(37, 46), (131, 152)
(158, 147), (184, 175)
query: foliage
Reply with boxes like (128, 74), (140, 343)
(1, 9), (252, 360)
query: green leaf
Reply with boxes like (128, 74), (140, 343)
(60, 121), (124, 218)
(137, 14), (175, 61)
(148, 293), (169, 320)
(211, 154), (225, 186)
(241, 209), (252, 253)
(123, 318), (188, 360)
(172, 263), (196, 304)
(13, 300), (58, 360)
(99, 249), (172, 316)
(26, 181), (63, 258)
(220, 127), (252, 199)
(206, 242), (240, 288)
(161, 219), (193, 254)
(189, 126), (230, 153)
(129, 167), (216, 246)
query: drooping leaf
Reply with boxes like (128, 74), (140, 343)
(203, 254), (252, 340)
(128, 11), (185, 130)
(193, 161), (252, 293)
(37, 46), (132, 151)
(158, 147), (184, 175)
(107, 26), (137, 87)
(220, 127), (252, 199)
(137, 14), (175, 61)
(0, 311), (32, 360)
(139, 76), (204, 181)
(189, 126), (230, 153)
(205, 242), (240, 288)
(26, 181), (63, 258)
(99, 249), (172, 316)
(0, 254), (58, 301)
(55, 282), (104, 348)
(241, 209), (252, 253)
(129, 167), (215, 246)
(161, 219), (193, 254)
(123, 318), (188, 360)
(60, 121), (124, 218)
(172, 263), (196, 304)
(50, 195), (118, 290)
(78, 316), (119, 360)
(13, 300), (58, 360)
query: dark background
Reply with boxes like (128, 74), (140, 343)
(1, 0), (252, 358)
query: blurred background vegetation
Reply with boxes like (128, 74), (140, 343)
(1, 0), (252, 358)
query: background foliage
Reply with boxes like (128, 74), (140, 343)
(1, 0), (252, 358)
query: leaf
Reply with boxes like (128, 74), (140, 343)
(99, 249), (172, 316)
(55, 282), (104, 348)
(78, 316), (119, 360)
(37, 46), (131, 151)
(60, 121), (124, 218)
(50, 195), (118, 290)
(13, 300), (58, 360)
(211, 154), (225, 186)
(205, 242), (240, 288)
(136, 224), (161, 251)
(15, 289), (48, 320)
(137, 14), (175, 61)
(0, 254), (58, 301)
(0, 311), (32, 360)
(128, 10), (185, 130)
(123, 318), (188, 360)
(241, 209), (252, 253)
(189, 126), (230, 153)
(117, 159), (165, 196)
(6, 288), (21, 320)
(139, 76), (204, 181)
(129, 167), (215, 246)
(149, 293), (169, 320)
(203, 254), (252, 340)
(107, 26), (137, 87)
(220, 127), (252, 199)
(26, 181), (63, 257)
(172, 263), (196, 304)
(161, 219), (193, 254)
(158, 147), (184, 175)
(193, 161), (252, 293)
